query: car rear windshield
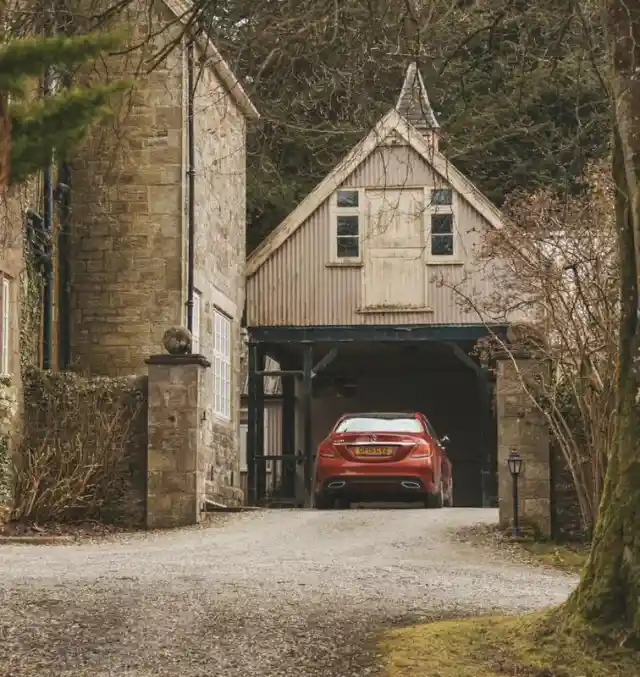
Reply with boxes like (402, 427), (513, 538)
(335, 417), (423, 434)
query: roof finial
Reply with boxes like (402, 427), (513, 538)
(396, 62), (439, 131)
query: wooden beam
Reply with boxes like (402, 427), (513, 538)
(311, 348), (339, 377)
(248, 324), (509, 344)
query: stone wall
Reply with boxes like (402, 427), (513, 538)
(496, 358), (551, 537)
(191, 43), (247, 505)
(68, 2), (185, 376)
(0, 184), (29, 401)
(0, 377), (18, 508)
(15, 367), (147, 524)
(65, 0), (248, 504)
(146, 352), (243, 526)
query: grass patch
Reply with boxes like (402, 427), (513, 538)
(520, 541), (589, 573)
(381, 612), (639, 677)
(455, 524), (589, 574)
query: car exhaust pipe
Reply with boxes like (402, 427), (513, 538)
(401, 481), (421, 490)
(328, 481), (346, 489)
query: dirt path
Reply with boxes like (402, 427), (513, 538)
(0, 508), (577, 677)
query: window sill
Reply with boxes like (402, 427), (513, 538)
(426, 259), (465, 266)
(212, 412), (232, 426)
(356, 306), (434, 314)
(326, 261), (363, 268)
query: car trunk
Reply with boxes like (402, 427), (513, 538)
(330, 432), (419, 462)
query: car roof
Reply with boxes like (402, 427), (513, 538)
(339, 412), (420, 419)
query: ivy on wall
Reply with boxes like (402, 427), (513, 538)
(0, 376), (18, 507)
(20, 246), (43, 370)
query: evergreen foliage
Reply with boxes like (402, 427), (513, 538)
(0, 31), (129, 187)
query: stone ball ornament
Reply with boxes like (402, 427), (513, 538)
(162, 326), (192, 355)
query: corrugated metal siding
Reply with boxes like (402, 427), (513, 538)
(265, 400), (283, 456)
(247, 145), (499, 326)
(342, 145), (443, 188)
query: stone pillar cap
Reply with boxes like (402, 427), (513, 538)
(146, 354), (211, 368)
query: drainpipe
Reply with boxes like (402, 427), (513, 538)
(57, 156), (71, 369)
(42, 65), (54, 370)
(186, 41), (195, 337)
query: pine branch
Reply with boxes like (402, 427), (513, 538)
(8, 81), (131, 185)
(0, 32), (124, 92)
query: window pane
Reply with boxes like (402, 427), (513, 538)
(431, 188), (453, 206)
(431, 213), (453, 234)
(337, 215), (359, 236)
(431, 234), (454, 256)
(337, 236), (359, 258)
(337, 190), (359, 208)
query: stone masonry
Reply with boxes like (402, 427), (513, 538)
(69, 3), (186, 377)
(146, 354), (210, 528)
(496, 357), (551, 537)
(65, 0), (257, 506)
(191, 42), (248, 506)
(0, 185), (27, 382)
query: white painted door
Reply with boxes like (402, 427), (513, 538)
(362, 188), (426, 310)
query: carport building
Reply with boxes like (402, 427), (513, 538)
(243, 64), (551, 533)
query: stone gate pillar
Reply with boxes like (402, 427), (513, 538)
(145, 353), (211, 529)
(496, 356), (551, 538)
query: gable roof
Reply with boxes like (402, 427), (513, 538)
(162, 0), (259, 121)
(396, 62), (439, 131)
(246, 108), (504, 277)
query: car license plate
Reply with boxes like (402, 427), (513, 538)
(354, 447), (393, 457)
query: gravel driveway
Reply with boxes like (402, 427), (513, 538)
(0, 508), (577, 677)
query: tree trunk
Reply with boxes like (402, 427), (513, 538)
(563, 0), (640, 640)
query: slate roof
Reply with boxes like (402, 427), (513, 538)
(395, 62), (439, 131)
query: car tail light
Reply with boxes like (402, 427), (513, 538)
(410, 440), (434, 459)
(318, 444), (338, 458)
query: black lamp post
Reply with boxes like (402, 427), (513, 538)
(507, 450), (523, 538)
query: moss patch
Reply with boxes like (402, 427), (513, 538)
(521, 541), (589, 573)
(455, 524), (589, 573)
(381, 612), (639, 677)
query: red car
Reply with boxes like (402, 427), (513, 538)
(313, 412), (453, 509)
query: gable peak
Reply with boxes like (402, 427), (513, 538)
(395, 62), (439, 131)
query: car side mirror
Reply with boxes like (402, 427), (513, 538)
(440, 435), (450, 447)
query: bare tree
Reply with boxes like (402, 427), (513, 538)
(450, 162), (617, 536)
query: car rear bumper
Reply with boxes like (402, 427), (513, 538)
(320, 474), (430, 497)
(315, 456), (438, 498)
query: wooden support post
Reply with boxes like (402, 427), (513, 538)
(255, 347), (266, 503)
(281, 370), (296, 499)
(247, 343), (259, 505)
(302, 343), (313, 507)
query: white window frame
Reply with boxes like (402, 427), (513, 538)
(213, 308), (232, 420)
(1, 277), (10, 376)
(329, 188), (363, 263)
(191, 290), (201, 354)
(425, 187), (459, 264)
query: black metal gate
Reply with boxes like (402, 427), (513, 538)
(246, 343), (337, 508)
(253, 451), (304, 507)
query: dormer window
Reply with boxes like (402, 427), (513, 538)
(428, 188), (456, 260)
(332, 189), (361, 261)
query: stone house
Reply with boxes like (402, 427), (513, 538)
(243, 63), (553, 533)
(5, 0), (259, 508)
